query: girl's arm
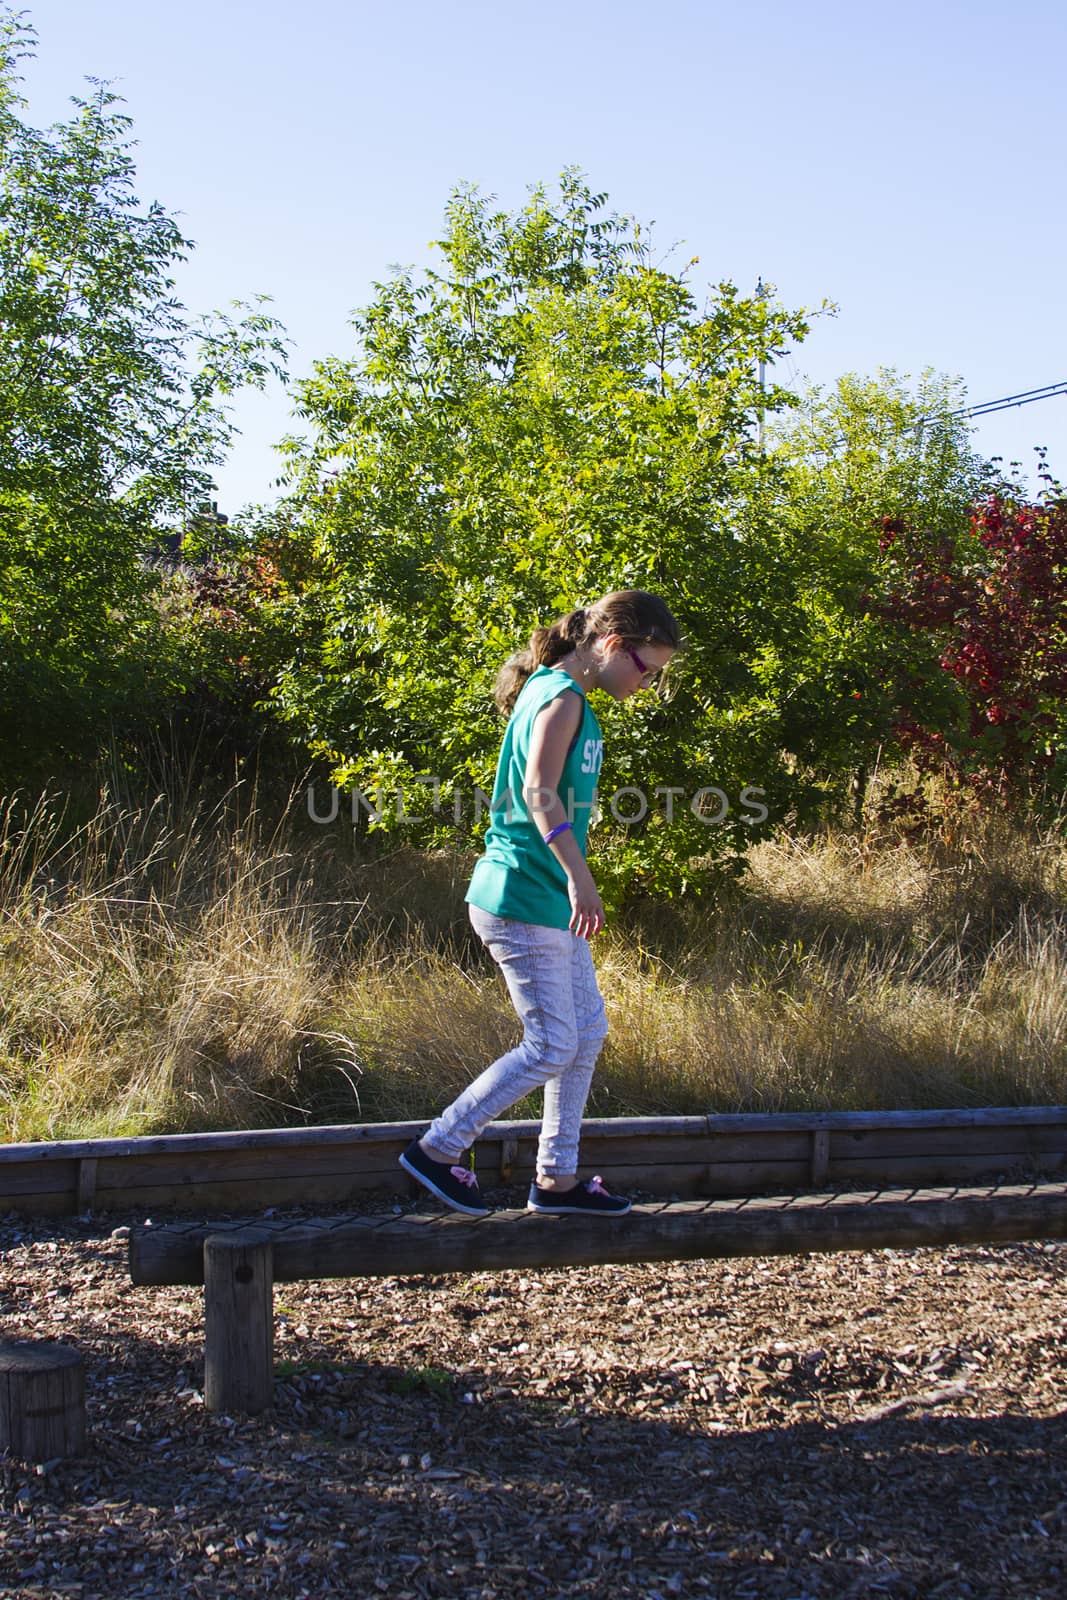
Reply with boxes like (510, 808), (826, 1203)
(524, 693), (605, 939)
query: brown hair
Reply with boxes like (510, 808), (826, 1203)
(493, 590), (681, 714)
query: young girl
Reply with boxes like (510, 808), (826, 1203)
(400, 590), (680, 1216)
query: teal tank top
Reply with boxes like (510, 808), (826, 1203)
(466, 666), (603, 930)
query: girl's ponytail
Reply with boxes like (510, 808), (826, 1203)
(493, 592), (680, 715)
(494, 608), (592, 714)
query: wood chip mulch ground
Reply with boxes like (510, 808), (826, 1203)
(2, 1188), (1066, 1600)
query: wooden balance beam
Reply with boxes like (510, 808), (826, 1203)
(128, 1181), (1067, 1415)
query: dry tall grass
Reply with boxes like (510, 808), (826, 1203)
(2, 787), (1066, 1141)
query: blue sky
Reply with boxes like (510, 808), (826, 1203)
(21, 0), (1067, 510)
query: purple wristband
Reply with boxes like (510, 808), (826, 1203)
(543, 821), (573, 845)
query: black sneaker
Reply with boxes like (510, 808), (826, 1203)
(399, 1139), (490, 1216)
(527, 1175), (631, 1215)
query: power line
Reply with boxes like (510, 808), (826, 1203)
(946, 381), (1067, 422)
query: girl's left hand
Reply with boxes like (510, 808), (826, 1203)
(567, 867), (605, 939)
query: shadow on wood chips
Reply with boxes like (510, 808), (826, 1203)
(1, 1214), (1065, 1599)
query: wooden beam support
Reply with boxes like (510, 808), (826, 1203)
(497, 1135), (519, 1183)
(203, 1232), (274, 1415)
(76, 1158), (98, 1214)
(810, 1129), (830, 1186)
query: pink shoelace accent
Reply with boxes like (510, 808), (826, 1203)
(586, 1175), (609, 1196)
(450, 1166), (479, 1189)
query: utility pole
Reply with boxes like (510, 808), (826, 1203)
(755, 278), (772, 452)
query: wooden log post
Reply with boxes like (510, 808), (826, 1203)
(203, 1232), (274, 1415)
(0, 1341), (86, 1461)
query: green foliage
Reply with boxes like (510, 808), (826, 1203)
(274, 173), (827, 895)
(766, 369), (997, 804)
(273, 179), (1001, 894)
(389, 1365), (456, 1400)
(0, 10), (288, 784)
(144, 504), (332, 775)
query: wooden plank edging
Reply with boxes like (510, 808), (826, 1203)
(4, 1109), (1066, 1216)
(4, 1105), (1066, 1163)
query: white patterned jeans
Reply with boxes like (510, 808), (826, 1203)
(424, 905), (610, 1177)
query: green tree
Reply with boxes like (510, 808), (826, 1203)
(274, 175), (821, 895)
(765, 369), (996, 813)
(0, 10), (288, 784)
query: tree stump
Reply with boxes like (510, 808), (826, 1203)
(0, 1341), (86, 1461)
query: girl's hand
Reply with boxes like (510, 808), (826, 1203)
(567, 865), (605, 939)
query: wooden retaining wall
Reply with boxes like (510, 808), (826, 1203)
(1, 1106), (1065, 1216)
